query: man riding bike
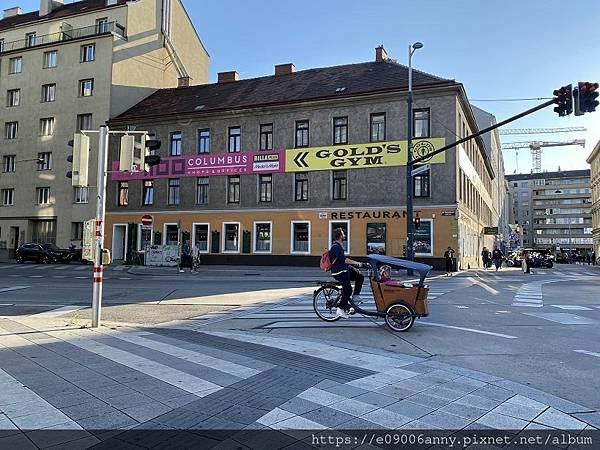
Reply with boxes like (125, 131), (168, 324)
(329, 228), (364, 319)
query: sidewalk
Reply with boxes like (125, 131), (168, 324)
(0, 310), (597, 449)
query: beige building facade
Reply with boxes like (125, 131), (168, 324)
(0, 0), (208, 255)
(587, 140), (600, 261)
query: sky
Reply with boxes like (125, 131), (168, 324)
(11, 0), (600, 174)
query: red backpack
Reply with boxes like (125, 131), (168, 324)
(320, 249), (332, 271)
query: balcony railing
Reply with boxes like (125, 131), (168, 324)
(0, 22), (126, 53)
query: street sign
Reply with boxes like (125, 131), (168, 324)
(411, 164), (431, 177)
(509, 233), (518, 241)
(484, 227), (499, 235)
(441, 211), (456, 217)
(141, 214), (153, 228)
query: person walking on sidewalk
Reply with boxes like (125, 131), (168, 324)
(444, 247), (456, 277)
(179, 240), (192, 273)
(329, 228), (364, 319)
(522, 250), (532, 274)
(492, 247), (504, 271)
(481, 247), (491, 270)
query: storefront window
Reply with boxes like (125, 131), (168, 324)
(291, 222), (310, 253)
(413, 219), (433, 256)
(164, 224), (179, 246)
(254, 222), (272, 253)
(329, 221), (349, 252)
(193, 223), (209, 252)
(223, 223), (240, 252)
(367, 223), (386, 255)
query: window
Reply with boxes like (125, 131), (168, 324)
(25, 32), (36, 47)
(5, 122), (18, 139)
(37, 152), (52, 170)
(259, 124), (273, 150)
(228, 126), (241, 152)
(71, 222), (84, 241)
(1, 189), (14, 206)
(254, 222), (272, 253)
(41, 84), (56, 102)
(96, 18), (109, 33)
(291, 222), (310, 253)
(329, 221), (350, 253)
(79, 79), (94, 97)
(259, 174), (272, 202)
(3, 155), (16, 173)
(414, 167), (430, 197)
(142, 180), (154, 205)
(36, 187), (50, 204)
(413, 109), (430, 138)
(9, 57), (22, 74)
(333, 116), (348, 144)
(7, 89), (20, 107)
(294, 172), (308, 201)
(74, 186), (89, 204)
(196, 177), (209, 204)
(77, 114), (92, 131)
(118, 181), (128, 206)
(223, 223), (240, 252)
(168, 178), (180, 205)
(193, 223), (209, 252)
(227, 175), (240, 203)
(43, 50), (57, 68)
(39, 118), (54, 136)
(295, 120), (309, 148)
(164, 224), (179, 245)
(197, 129), (210, 154)
(170, 131), (182, 156)
(370, 113), (386, 142)
(138, 226), (152, 251)
(0, 39), (4, 52)
(81, 44), (95, 62)
(332, 170), (347, 200)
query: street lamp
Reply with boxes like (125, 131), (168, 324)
(406, 41), (423, 265)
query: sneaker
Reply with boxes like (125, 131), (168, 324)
(352, 294), (363, 304)
(335, 308), (349, 319)
(179, 269), (184, 273)
(348, 307), (355, 315)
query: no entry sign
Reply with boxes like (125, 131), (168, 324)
(141, 215), (153, 228)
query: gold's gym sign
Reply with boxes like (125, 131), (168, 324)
(285, 138), (445, 172)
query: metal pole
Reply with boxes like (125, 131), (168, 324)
(92, 125), (109, 328)
(406, 45), (415, 265)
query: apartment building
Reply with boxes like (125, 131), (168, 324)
(0, 0), (208, 255)
(586, 140), (600, 259)
(104, 47), (507, 269)
(506, 170), (593, 252)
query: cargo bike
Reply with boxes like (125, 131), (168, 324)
(313, 255), (432, 331)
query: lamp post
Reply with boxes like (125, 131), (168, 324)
(406, 41), (423, 265)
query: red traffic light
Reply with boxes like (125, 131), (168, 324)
(577, 81), (599, 113)
(553, 84), (572, 116)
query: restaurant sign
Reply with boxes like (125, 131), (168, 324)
(286, 138), (446, 172)
(111, 150), (285, 180)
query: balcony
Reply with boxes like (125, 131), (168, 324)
(0, 22), (126, 54)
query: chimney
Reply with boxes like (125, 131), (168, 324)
(39, 0), (63, 17)
(275, 63), (295, 76)
(3, 7), (23, 18)
(177, 76), (190, 88)
(217, 71), (239, 83)
(375, 45), (388, 62)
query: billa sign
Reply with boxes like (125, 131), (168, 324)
(111, 150), (285, 180)
(484, 227), (499, 235)
(286, 138), (446, 172)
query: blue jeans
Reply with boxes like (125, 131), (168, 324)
(333, 267), (364, 311)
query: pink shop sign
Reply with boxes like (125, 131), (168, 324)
(111, 150), (285, 180)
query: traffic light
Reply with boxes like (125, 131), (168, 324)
(119, 135), (135, 172)
(576, 82), (599, 114)
(553, 84), (572, 117)
(144, 137), (161, 172)
(414, 214), (421, 230)
(66, 133), (90, 187)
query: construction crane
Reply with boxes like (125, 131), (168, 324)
(502, 140), (586, 173)
(499, 127), (586, 135)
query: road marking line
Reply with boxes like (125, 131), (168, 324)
(52, 276), (66, 279)
(74, 266), (88, 271)
(28, 305), (86, 318)
(34, 265), (48, 270)
(0, 265), (18, 269)
(574, 350), (600, 358)
(551, 305), (593, 311)
(420, 321), (518, 339)
(52, 265), (70, 270)
(523, 312), (599, 325)
(75, 276), (88, 279)
(119, 277), (132, 280)
(469, 277), (499, 295)
(28, 275), (44, 278)
(0, 286), (30, 293)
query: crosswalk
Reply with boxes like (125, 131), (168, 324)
(0, 263), (132, 281)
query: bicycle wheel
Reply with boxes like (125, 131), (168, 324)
(385, 303), (415, 332)
(313, 286), (341, 322)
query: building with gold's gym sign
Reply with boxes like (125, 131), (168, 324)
(103, 46), (508, 270)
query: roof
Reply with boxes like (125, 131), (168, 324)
(0, 0), (127, 32)
(114, 60), (457, 121)
(586, 140), (600, 164)
(506, 169), (591, 181)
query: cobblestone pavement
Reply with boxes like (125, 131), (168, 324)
(0, 307), (598, 450)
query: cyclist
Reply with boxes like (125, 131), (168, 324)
(329, 228), (364, 319)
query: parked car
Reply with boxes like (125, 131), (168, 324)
(15, 243), (73, 264)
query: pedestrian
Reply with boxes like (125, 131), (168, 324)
(492, 246), (503, 271)
(191, 243), (200, 272)
(522, 250), (532, 274)
(444, 246), (456, 277)
(179, 240), (191, 273)
(593, 251), (597, 266)
(481, 247), (491, 270)
(586, 250), (592, 266)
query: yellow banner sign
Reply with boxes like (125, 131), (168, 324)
(285, 138), (446, 172)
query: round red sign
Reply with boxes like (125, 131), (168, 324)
(141, 215), (153, 227)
